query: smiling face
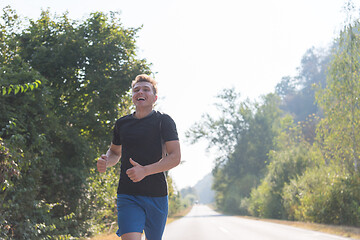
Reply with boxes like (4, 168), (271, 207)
(132, 81), (158, 109)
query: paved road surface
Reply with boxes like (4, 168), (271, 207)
(162, 205), (353, 240)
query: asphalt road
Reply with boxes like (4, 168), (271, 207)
(162, 204), (353, 240)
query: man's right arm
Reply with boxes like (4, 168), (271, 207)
(97, 143), (122, 173)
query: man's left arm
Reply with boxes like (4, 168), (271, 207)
(126, 140), (181, 182)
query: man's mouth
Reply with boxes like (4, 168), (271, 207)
(137, 97), (145, 101)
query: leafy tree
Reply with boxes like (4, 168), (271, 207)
(275, 76), (296, 99)
(283, 165), (360, 226)
(186, 88), (245, 161)
(187, 90), (282, 213)
(167, 176), (182, 216)
(186, 89), (251, 212)
(0, 7), (151, 239)
(282, 16), (360, 227)
(248, 116), (315, 219)
(276, 47), (330, 124)
(316, 20), (360, 173)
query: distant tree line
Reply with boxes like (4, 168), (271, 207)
(187, 19), (360, 226)
(0, 7), (182, 239)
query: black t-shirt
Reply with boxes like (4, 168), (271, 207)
(112, 110), (179, 197)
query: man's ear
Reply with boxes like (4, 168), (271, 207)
(155, 95), (158, 101)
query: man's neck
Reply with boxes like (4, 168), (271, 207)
(134, 108), (154, 119)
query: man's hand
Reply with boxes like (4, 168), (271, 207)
(97, 155), (107, 173)
(126, 158), (147, 182)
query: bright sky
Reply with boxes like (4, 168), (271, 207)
(1, 0), (355, 189)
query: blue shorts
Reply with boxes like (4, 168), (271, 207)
(116, 194), (168, 240)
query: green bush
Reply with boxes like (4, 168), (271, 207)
(167, 175), (183, 217)
(1, 7), (150, 239)
(248, 139), (313, 219)
(283, 165), (360, 226)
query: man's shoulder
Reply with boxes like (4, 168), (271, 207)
(154, 111), (177, 129)
(115, 113), (133, 124)
(154, 111), (171, 120)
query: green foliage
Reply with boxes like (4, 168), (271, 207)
(186, 88), (246, 159)
(283, 165), (360, 226)
(250, 21), (360, 224)
(275, 47), (330, 123)
(85, 167), (120, 234)
(0, 138), (19, 239)
(0, 6), (151, 239)
(167, 176), (183, 216)
(248, 116), (315, 219)
(179, 186), (198, 207)
(273, 19), (360, 226)
(0, 137), (20, 193)
(281, 18), (360, 227)
(187, 90), (282, 214)
(1, 80), (42, 95)
(316, 20), (360, 173)
(187, 17), (360, 226)
(221, 174), (258, 214)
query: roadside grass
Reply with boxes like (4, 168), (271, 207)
(166, 206), (193, 224)
(253, 218), (360, 240)
(229, 214), (360, 239)
(85, 233), (118, 240)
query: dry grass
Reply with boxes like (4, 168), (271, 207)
(166, 206), (193, 224)
(239, 216), (360, 240)
(267, 219), (360, 239)
(86, 233), (118, 240)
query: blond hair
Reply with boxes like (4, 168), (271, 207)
(131, 74), (158, 96)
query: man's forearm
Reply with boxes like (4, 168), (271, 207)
(125, 141), (180, 182)
(106, 148), (121, 167)
(144, 152), (181, 176)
